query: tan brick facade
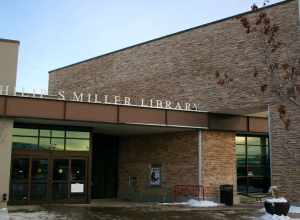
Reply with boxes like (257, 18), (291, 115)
(118, 132), (199, 202)
(201, 131), (236, 199)
(49, 0), (300, 201)
(118, 130), (237, 202)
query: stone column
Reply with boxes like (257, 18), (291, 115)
(0, 39), (19, 207)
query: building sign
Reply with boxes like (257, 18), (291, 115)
(0, 85), (205, 112)
(150, 165), (161, 186)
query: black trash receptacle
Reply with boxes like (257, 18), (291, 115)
(220, 185), (233, 206)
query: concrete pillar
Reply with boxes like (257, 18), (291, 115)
(0, 39), (19, 207)
(0, 119), (14, 207)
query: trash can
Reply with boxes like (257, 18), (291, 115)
(220, 185), (233, 206)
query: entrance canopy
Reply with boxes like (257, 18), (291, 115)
(0, 95), (268, 134)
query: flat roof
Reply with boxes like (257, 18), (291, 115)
(49, 0), (292, 73)
(0, 38), (20, 44)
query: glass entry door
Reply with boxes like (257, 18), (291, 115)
(10, 157), (88, 203)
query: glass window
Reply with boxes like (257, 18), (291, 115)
(236, 135), (270, 194)
(236, 136), (245, 145)
(247, 137), (261, 145)
(71, 160), (86, 181)
(13, 136), (38, 150)
(13, 128), (38, 136)
(66, 139), (89, 151)
(39, 138), (51, 150)
(31, 160), (48, 181)
(51, 138), (65, 151)
(11, 159), (29, 181)
(39, 129), (51, 137)
(66, 131), (89, 139)
(53, 160), (69, 181)
(52, 130), (65, 138)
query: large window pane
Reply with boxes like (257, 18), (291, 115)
(51, 138), (65, 151)
(53, 160), (69, 181)
(66, 131), (89, 139)
(13, 128), (38, 136)
(31, 160), (48, 181)
(236, 136), (245, 145)
(71, 160), (86, 181)
(10, 183), (28, 201)
(247, 137), (261, 145)
(39, 129), (51, 137)
(52, 130), (65, 138)
(52, 183), (68, 200)
(66, 139), (89, 151)
(39, 137), (51, 150)
(13, 136), (38, 150)
(11, 159), (29, 180)
(31, 183), (48, 201)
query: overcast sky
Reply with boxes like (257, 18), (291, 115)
(0, 0), (282, 91)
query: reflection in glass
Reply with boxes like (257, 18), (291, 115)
(52, 183), (68, 200)
(39, 129), (51, 137)
(53, 160), (68, 181)
(52, 130), (65, 138)
(10, 183), (28, 201)
(247, 137), (261, 145)
(11, 159), (29, 180)
(31, 160), (48, 181)
(13, 128), (38, 136)
(66, 139), (89, 151)
(13, 136), (38, 150)
(71, 160), (85, 181)
(31, 183), (47, 200)
(51, 138), (65, 151)
(66, 131), (89, 139)
(235, 136), (245, 145)
(39, 137), (52, 150)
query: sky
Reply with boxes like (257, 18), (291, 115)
(0, 0), (282, 91)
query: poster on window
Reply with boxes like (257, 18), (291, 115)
(150, 166), (161, 186)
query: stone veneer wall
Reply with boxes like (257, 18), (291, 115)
(49, 0), (300, 201)
(118, 132), (199, 202)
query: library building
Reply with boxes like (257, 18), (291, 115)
(0, 0), (299, 206)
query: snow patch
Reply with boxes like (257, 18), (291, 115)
(161, 199), (219, 207)
(265, 198), (288, 203)
(8, 211), (66, 220)
(290, 206), (300, 214)
(259, 213), (300, 220)
(0, 208), (9, 220)
(186, 199), (219, 207)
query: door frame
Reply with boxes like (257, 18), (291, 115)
(9, 150), (90, 204)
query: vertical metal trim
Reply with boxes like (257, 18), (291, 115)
(198, 130), (202, 186)
(267, 105), (273, 185)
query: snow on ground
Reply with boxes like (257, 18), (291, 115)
(265, 198), (288, 203)
(8, 211), (67, 220)
(186, 199), (219, 207)
(161, 199), (219, 207)
(0, 208), (8, 220)
(290, 206), (300, 214)
(259, 213), (300, 220)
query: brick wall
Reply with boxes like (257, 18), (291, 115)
(118, 132), (199, 202)
(201, 131), (236, 200)
(49, 0), (300, 201)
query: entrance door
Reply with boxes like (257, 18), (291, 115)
(52, 158), (87, 201)
(10, 157), (88, 203)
